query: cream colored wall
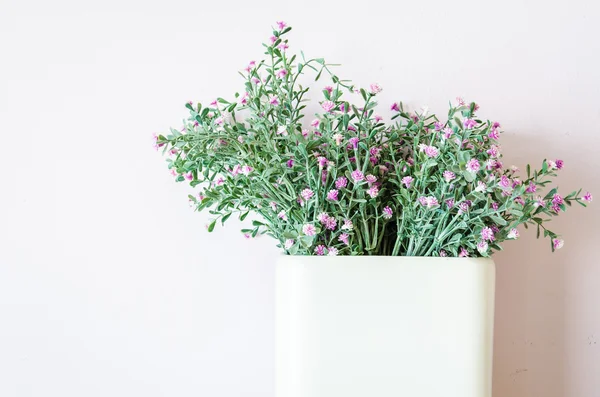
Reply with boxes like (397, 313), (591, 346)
(1, 0), (599, 396)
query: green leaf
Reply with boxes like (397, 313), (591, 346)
(207, 220), (216, 232)
(239, 211), (250, 221)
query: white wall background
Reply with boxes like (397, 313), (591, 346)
(1, 0), (599, 396)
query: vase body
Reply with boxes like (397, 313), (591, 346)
(276, 256), (495, 397)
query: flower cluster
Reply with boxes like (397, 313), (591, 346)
(154, 23), (591, 257)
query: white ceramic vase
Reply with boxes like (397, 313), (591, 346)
(276, 256), (495, 397)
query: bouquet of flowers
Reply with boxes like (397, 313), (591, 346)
(153, 22), (591, 257)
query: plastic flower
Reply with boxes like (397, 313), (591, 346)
(321, 100), (336, 112)
(269, 95), (279, 105)
(477, 241), (489, 255)
(303, 224), (316, 236)
(507, 228), (519, 239)
(335, 177), (348, 189)
(366, 174), (377, 185)
(310, 119), (320, 128)
(314, 245), (326, 255)
(324, 217), (337, 230)
(445, 199), (455, 209)
(390, 102), (400, 112)
(317, 212), (329, 223)
(466, 159), (480, 173)
(555, 159), (564, 169)
(525, 182), (537, 193)
(459, 247), (469, 257)
(367, 186), (379, 198)
(424, 145), (440, 158)
(238, 92), (249, 105)
(351, 170), (365, 182)
(475, 181), (487, 193)
(369, 83), (383, 95)
(328, 247), (339, 256)
(333, 133), (343, 146)
(442, 127), (454, 140)
(276, 21), (287, 30)
(419, 196), (439, 208)
(341, 219), (353, 230)
(286, 159), (294, 168)
(327, 189), (339, 201)
(498, 175), (511, 188)
(284, 239), (294, 249)
(276, 68), (287, 78)
(443, 171), (456, 182)
(338, 233), (350, 245)
(401, 176), (414, 188)
(349, 137), (359, 149)
(278, 210), (288, 221)
(241, 165), (254, 176)
(184, 172), (193, 181)
(382, 206), (393, 219)
(583, 192), (593, 202)
(439, 250), (448, 257)
(481, 227), (495, 241)
(463, 118), (477, 129)
(553, 238), (564, 250)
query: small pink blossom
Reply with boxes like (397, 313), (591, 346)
(327, 189), (339, 201)
(374, 114), (383, 123)
(184, 172), (193, 181)
(317, 212), (329, 223)
(486, 159), (497, 170)
(419, 196), (439, 208)
(241, 165), (253, 176)
(475, 181), (487, 193)
(446, 199), (455, 209)
(349, 137), (359, 149)
(459, 247), (469, 257)
(442, 127), (454, 140)
(458, 200), (472, 214)
(552, 194), (564, 206)
(481, 227), (495, 241)
(244, 233), (251, 239)
(317, 156), (328, 168)
(328, 247), (339, 256)
(332, 133), (343, 146)
(583, 192), (593, 202)
(488, 128), (500, 140)
(210, 99), (218, 107)
(382, 206), (393, 219)
(553, 238), (564, 250)
(498, 175), (511, 189)
(466, 158), (480, 173)
(456, 97), (466, 106)
(366, 174), (377, 185)
(276, 21), (287, 30)
(341, 219), (353, 230)
(439, 250), (448, 257)
(525, 182), (537, 193)
(367, 186), (379, 198)
(277, 42), (289, 51)
(214, 177), (225, 186)
(338, 233), (350, 246)
(301, 188), (314, 201)
(269, 95), (279, 105)
(269, 201), (277, 211)
(311, 119), (320, 128)
(231, 164), (242, 176)
(302, 224), (316, 236)
(401, 176), (414, 188)
(277, 125), (288, 136)
(286, 159), (294, 168)
(169, 168), (178, 177)
(324, 217), (337, 230)
(284, 239), (294, 250)
(390, 102), (400, 112)
(238, 92), (249, 105)
(369, 83), (383, 95)
(214, 116), (224, 126)
(351, 170), (365, 182)
(492, 202), (499, 210)
(315, 245), (326, 255)
(507, 228), (519, 239)
(547, 160), (557, 170)
(424, 145), (439, 158)
(434, 121), (444, 131)
(276, 68), (287, 79)
(335, 177), (348, 189)
(487, 145), (500, 158)
(555, 159), (564, 170)
(477, 241), (489, 254)
(443, 171), (456, 182)
(321, 100), (336, 113)
(324, 86), (333, 95)
(251, 77), (261, 85)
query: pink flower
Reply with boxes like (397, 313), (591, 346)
(276, 68), (287, 79)
(459, 247), (469, 257)
(439, 250), (448, 257)
(351, 170), (365, 182)
(366, 174), (377, 185)
(311, 119), (320, 128)
(338, 233), (350, 246)
(210, 99), (218, 107)
(553, 238), (564, 250)
(390, 102), (400, 112)
(251, 77), (261, 85)
(419, 196), (439, 208)
(475, 181), (487, 193)
(284, 239), (294, 250)
(238, 92), (249, 105)
(286, 159), (294, 168)
(434, 121), (444, 131)
(555, 159), (564, 170)
(214, 116), (224, 126)
(443, 171), (456, 182)
(458, 200), (471, 214)
(244, 233), (251, 239)
(498, 175), (511, 189)
(367, 186), (379, 198)
(277, 126), (288, 136)
(184, 172), (193, 181)
(328, 247), (339, 256)
(303, 224), (316, 236)
(463, 119), (477, 130)
(374, 114), (383, 123)
(583, 192), (593, 202)
(335, 177), (348, 189)
(169, 168), (178, 177)
(525, 182), (537, 193)
(341, 219), (354, 230)
(317, 212), (329, 223)
(424, 145), (440, 158)
(507, 228), (519, 239)
(301, 188), (314, 201)
(276, 21), (287, 30)
(488, 128), (500, 140)
(332, 133), (343, 146)
(315, 245), (326, 255)
(466, 158), (480, 173)
(547, 160), (557, 170)
(270, 36), (277, 44)
(382, 206), (393, 219)
(491, 202), (499, 210)
(321, 100), (336, 112)
(442, 127), (454, 140)
(231, 164), (242, 176)
(324, 86), (333, 95)
(456, 97), (466, 106)
(241, 165), (253, 176)
(349, 137), (359, 149)
(277, 42), (289, 51)
(269, 201), (277, 211)
(446, 199), (455, 209)
(477, 241), (489, 254)
(533, 196), (546, 208)
(370, 147), (382, 157)
(487, 145), (500, 158)
(214, 177), (225, 186)
(327, 189), (339, 201)
(317, 156), (328, 168)
(369, 83), (383, 95)
(481, 227), (495, 241)
(485, 160), (497, 170)
(552, 194), (564, 206)
(269, 95), (279, 105)
(401, 176), (414, 188)
(324, 217), (337, 230)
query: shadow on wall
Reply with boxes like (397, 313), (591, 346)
(491, 130), (598, 397)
